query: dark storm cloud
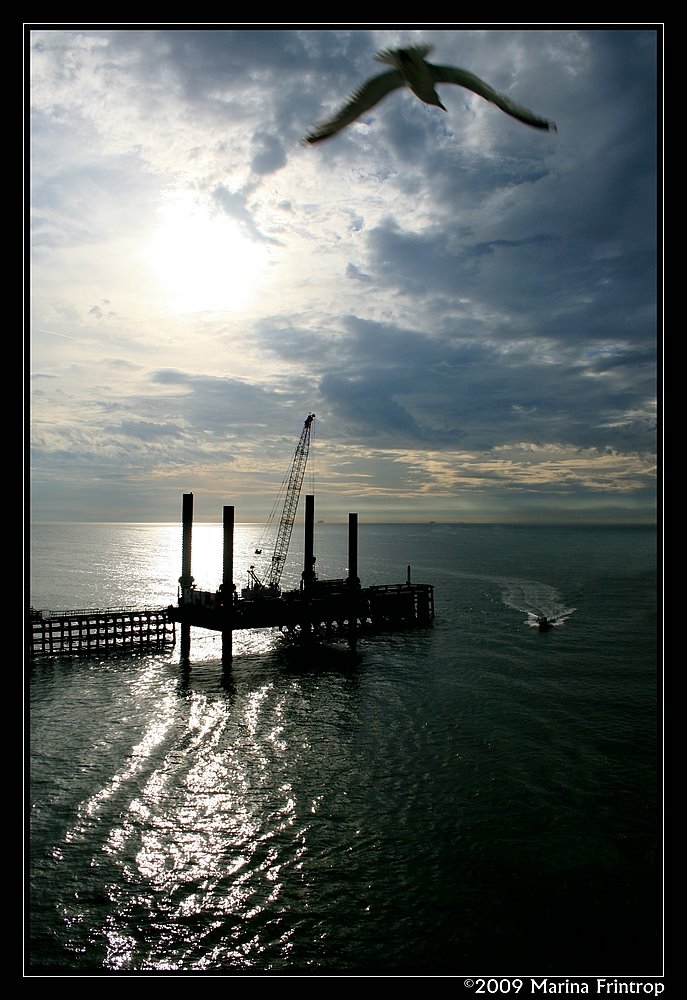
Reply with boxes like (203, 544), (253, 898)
(362, 217), (655, 347)
(254, 311), (655, 455)
(250, 131), (287, 175)
(114, 419), (184, 442)
(319, 371), (424, 442)
(83, 27), (377, 151)
(346, 262), (373, 282)
(149, 369), (315, 439)
(211, 184), (281, 243)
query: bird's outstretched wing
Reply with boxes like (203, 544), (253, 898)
(431, 64), (557, 132)
(304, 69), (404, 144)
(375, 42), (433, 67)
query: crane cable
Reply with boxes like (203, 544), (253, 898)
(252, 413), (315, 589)
(309, 416), (317, 566)
(254, 461), (289, 556)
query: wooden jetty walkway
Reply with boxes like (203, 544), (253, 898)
(29, 606), (175, 659)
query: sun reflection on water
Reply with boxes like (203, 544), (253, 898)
(71, 690), (177, 832)
(46, 648), (341, 970)
(81, 676), (307, 969)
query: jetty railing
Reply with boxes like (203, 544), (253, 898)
(29, 606), (176, 658)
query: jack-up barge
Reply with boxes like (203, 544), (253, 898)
(168, 415), (434, 661)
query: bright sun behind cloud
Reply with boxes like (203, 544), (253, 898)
(142, 192), (269, 313)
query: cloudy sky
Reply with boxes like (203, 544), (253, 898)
(28, 25), (660, 524)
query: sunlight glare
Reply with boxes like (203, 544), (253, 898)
(142, 193), (268, 313)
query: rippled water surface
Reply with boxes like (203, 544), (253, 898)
(28, 523), (660, 975)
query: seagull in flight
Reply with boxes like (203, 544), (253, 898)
(304, 44), (556, 143)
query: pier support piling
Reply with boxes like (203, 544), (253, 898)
(302, 494), (316, 589)
(180, 493), (195, 593)
(179, 492), (194, 661)
(222, 505), (234, 663)
(348, 512), (359, 653)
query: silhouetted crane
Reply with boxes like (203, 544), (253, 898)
(248, 413), (315, 595)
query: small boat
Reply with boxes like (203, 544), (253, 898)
(536, 616), (554, 632)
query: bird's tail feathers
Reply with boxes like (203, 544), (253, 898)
(375, 43), (433, 68)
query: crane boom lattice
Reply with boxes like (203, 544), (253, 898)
(250, 413), (315, 594)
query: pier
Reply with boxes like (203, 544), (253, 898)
(28, 488), (434, 664)
(29, 607), (175, 659)
(169, 493), (434, 662)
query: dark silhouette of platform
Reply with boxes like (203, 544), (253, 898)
(169, 493), (434, 661)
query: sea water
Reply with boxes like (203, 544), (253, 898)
(27, 522), (660, 975)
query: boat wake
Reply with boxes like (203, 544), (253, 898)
(500, 580), (575, 629)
